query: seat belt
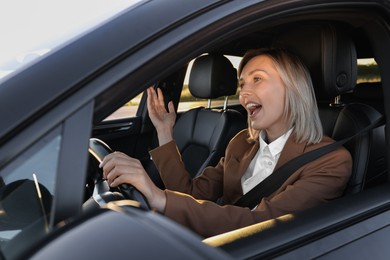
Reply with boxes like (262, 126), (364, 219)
(234, 116), (385, 209)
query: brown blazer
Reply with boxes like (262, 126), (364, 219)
(150, 129), (352, 238)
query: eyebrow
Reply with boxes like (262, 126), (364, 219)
(239, 69), (268, 82)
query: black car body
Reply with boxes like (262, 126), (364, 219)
(0, 0), (390, 259)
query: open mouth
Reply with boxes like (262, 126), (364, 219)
(246, 103), (262, 117)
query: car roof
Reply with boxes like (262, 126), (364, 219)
(0, 0), (221, 144)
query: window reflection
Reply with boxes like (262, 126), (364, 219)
(0, 130), (61, 255)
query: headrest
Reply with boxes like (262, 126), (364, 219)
(188, 54), (238, 99)
(0, 179), (52, 229)
(273, 23), (357, 101)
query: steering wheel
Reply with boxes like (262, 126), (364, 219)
(88, 138), (151, 210)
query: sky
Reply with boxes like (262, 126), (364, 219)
(0, 0), (141, 75)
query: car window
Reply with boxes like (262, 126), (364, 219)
(0, 128), (61, 256)
(357, 58), (380, 83)
(105, 55), (243, 121)
(105, 56), (380, 121)
(104, 93), (143, 121)
(0, 0), (143, 80)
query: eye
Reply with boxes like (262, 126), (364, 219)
(238, 80), (244, 90)
(254, 76), (261, 82)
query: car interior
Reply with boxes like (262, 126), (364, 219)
(199, 21), (387, 256)
(273, 22), (385, 194)
(121, 20), (386, 253)
(103, 21), (386, 198)
(142, 54), (247, 189)
(1, 2), (389, 259)
(90, 19), (386, 257)
(90, 13), (388, 241)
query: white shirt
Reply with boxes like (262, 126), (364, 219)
(241, 129), (293, 195)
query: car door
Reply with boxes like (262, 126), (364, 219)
(92, 91), (152, 159)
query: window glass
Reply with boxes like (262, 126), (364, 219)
(105, 55), (243, 120)
(105, 57), (380, 121)
(357, 58), (381, 83)
(0, 129), (61, 255)
(178, 55), (242, 112)
(0, 0), (142, 80)
(104, 93), (143, 121)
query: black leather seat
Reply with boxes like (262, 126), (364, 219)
(342, 82), (387, 189)
(274, 23), (385, 194)
(346, 82), (384, 114)
(173, 54), (247, 178)
(145, 54), (246, 187)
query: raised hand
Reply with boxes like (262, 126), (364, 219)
(147, 87), (176, 146)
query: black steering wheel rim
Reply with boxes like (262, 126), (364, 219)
(88, 138), (150, 210)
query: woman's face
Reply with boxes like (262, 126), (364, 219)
(239, 55), (289, 141)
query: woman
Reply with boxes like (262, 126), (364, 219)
(100, 48), (352, 238)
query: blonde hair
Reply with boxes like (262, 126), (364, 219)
(238, 48), (323, 144)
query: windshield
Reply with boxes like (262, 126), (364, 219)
(0, 0), (143, 80)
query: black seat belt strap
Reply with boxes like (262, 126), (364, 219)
(234, 116), (384, 209)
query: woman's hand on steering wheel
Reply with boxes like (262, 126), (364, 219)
(100, 151), (167, 212)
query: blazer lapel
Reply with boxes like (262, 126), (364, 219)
(236, 141), (260, 177)
(274, 135), (306, 171)
(224, 139), (259, 204)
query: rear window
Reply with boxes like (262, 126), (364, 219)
(357, 58), (380, 83)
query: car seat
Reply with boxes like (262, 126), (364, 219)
(145, 54), (246, 187)
(346, 82), (384, 114)
(274, 22), (385, 194)
(342, 82), (387, 189)
(172, 54), (247, 178)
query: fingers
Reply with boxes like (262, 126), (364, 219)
(147, 87), (153, 111)
(108, 167), (136, 187)
(167, 100), (175, 114)
(147, 87), (160, 104)
(146, 87), (176, 136)
(147, 87), (158, 112)
(99, 151), (165, 211)
(156, 88), (165, 106)
(147, 87), (167, 110)
(100, 152), (140, 186)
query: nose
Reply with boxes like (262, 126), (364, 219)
(239, 85), (252, 98)
(239, 87), (251, 105)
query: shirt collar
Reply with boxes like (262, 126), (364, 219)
(259, 128), (293, 158)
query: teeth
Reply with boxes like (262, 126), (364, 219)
(246, 103), (261, 116)
(246, 103), (258, 108)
